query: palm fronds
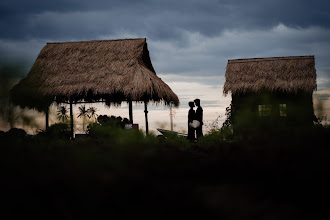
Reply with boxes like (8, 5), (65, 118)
(88, 107), (98, 122)
(57, 106), (68, 122)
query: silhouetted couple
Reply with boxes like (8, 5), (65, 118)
(188, 99), (203, 141)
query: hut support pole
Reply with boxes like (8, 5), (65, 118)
(45, 108), (49, 130)
(70, 100), (74, 139)
(170, 103), (174, 131)
(129, 100), (133, 123)
(144, 101), (149, 134)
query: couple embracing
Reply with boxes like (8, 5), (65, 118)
(188, 99), (203, 141)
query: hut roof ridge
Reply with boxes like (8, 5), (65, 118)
(228, 55), (315, 63)
(46, 38), (146, 45)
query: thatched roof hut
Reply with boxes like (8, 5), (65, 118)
(10, 38), (179, 135)
(223, 56), (317, 96)
(223, 55), (317, 132)
(11, 38), (179, 109)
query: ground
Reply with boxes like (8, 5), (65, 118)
(0, 126), (329, 219)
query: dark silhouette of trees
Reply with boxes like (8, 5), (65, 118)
(77, 105), (89, 130)
(57, 106), (68, 122)
(88, 106), (98, 122)
(222, 101), (233, 128)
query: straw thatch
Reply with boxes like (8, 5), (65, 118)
(223, 56), (317, 96)
(11, 38), (179, 110)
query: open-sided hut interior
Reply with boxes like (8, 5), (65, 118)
(223, 55), (317, 133)
(11, 38), (179, 136)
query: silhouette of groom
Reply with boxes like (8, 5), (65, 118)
(194, 99), (203, 138)
(187, 101), (196, 141)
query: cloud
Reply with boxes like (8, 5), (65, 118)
(2, 0), (330, 73)
(0, 38), (45, 65)
(145, 25), (330, 81)
(1, 0), (330, 40)
(2, 23), (330, 83)
(317, 76), (330, 91)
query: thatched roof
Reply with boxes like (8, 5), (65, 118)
(11, 38), (179, 110)
(223, 56), (317, 96)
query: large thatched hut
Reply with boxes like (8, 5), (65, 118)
(11, 38), (179, 136)
(223, 55), (317, 133)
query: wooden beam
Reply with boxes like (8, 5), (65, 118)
(144, 101), (149, 134)
(129, 100), (133, 123)
(70, 100), (74, 139)
(61, 100), (105, 104)
(45, 108), (49, 130)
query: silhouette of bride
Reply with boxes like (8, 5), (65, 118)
(187, 102), (196, 141)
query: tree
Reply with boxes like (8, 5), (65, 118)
(87, 106), (98, 122)
(77, 105), (90, 131)
(57, 106), (68, 123)
(222, 102), (233, 128)
(1, 62), (37, 128)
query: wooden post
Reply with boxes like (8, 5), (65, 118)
(70, 100), (74, 139)
(129, 100), (133, 123)
(45, 107), (49, 130)
(144, 101), (149, 134)
(170, 103), (174, 131)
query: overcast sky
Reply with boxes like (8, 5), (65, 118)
(1, 0), (330, 132)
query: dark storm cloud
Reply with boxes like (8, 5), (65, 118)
(1, 0), (330, 87)
(1, 0), (330, 41)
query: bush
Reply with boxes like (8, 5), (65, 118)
(96, 115), (129, 128)
(197, 126), (234, 151)
(6, 128), (27, 138)
(42, 123), (71, 139)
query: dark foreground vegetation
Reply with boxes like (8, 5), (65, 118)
(1, 124), (330, 219)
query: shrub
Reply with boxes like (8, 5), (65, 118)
(6, 128), (27, 138)
(197, 126), (234, 151)
(96, 115), (129, 128)
(43, 123), (71, 139)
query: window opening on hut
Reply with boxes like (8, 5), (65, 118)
(279, 104), (287, 117)
(258, 104), (272, 117)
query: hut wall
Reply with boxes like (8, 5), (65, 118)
(231, 91), (315, 134)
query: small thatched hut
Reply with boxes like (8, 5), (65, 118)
(11, 38), (179, 135)
(223, 55), (317, 132)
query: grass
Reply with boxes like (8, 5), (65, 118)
(0, 125), (330, 219)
